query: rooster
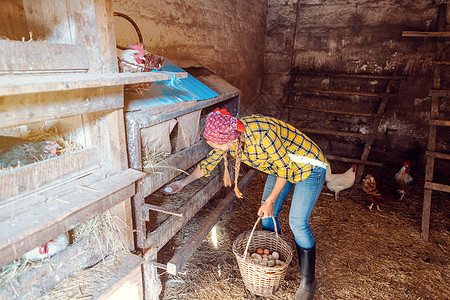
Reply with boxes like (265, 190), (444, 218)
(362, 174), (401, 211)
(325, 164), (358, 200)
(394, 161), (414, 200)
(118, 43), (146, 72)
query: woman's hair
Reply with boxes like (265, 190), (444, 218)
(222, 135), (243, 198)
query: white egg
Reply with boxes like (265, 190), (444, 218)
(272, 251), (280, 260)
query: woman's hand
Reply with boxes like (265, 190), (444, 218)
(163, 180), (185, 194)
(258, 199), (274, 219)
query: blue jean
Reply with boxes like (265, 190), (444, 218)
(261, 166), (326, 249)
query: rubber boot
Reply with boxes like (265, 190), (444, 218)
(295, 244), (316, 300)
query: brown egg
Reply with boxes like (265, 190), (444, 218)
(274, 264), (281, 267)
(256, 248), (263, 255)
(263, 249), (270, 255)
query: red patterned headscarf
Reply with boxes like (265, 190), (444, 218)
(203, 108), (245, 144)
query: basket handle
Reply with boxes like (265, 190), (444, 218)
(113, 12), (144, 50)
(242, 216), (278, 260)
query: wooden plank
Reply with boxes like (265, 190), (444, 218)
(145, 173), (222, 251)
(0, 231), (110, 299)
(421, 189), (432, 242)
(0, 71), (187, 96)
(434, 60), (450, 66)
(167, 170), (255, 275)
(429, 89), (450, 97)
(429, 119), (450, 126)
(402, 31), (450, 37)
(143, 203), (184, 218)
(285, 87), (385, 98)
(325, 154), (383, 166)
(0, 147), (99, 202)
(289, 71), (405, 80)
(0, 40), (89, 73)
(424, 181), (450, 193)
(0, 168), (145, 266)
(0, 87), (125, 128)
(426, 151), (450, 160)
(299, 127), (383, 140)
(140, 141), (211, 197)
(95, 254), (144, 300)
(281, 105), (376, 117)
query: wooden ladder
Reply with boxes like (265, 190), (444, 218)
(417, 3), (450, 241)
(281, 69), (404, 184)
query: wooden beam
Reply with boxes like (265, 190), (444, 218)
(434, 60), (450, 66)
(285, 87), (385, 98)
(145, 173), (223, 251)
(426, 151), (450, 160)
(166, 170), (255, 275)
(429, 89), (450, 97)
(0, 71), (187, 96)
(402, 31), (450, 37)
(424, 181), (450, 193)
(299, 127), (384, 140)
(281, 105), (376, 117)
(429, 119), (450, 126)
(325, 155), (383, 167)
(289, 71), (405, 80)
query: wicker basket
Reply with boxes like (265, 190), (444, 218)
(114, 12), (164, 93)
(232, 216), (294, 297)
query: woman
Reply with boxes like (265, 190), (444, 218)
(165, 108), (327, 300)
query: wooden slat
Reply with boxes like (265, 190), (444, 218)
(434, 61), (450, 66)
(402, 31), (450, 37)
(0, 168), (145, 266)
(140, 141), (211, 197)
(143, 203), (183, 218)
(0, 87), (126, 129)
(325, 154), (383, 166)
(145, 173), (222, 251)
(424, 181), (450, 193)
(0, 40), (89, 73)
(429, 89), (450, 97)
(299, 127), (383, 140)
(0, 71), (187, 96)
(281, 105), (376, 117)
(429, 119), (450, 126)
(285, 87), (384, 98)
(426, 150), (450, 160)
(167, 170), (255, 275)
(289, 71), (405, 80)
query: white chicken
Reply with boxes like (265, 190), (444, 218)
(117, 43), (146, 72)
(394, 161), (413, 200)
(325, 164), (358, 200)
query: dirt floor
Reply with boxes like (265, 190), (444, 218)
(156, 162), (449, 300)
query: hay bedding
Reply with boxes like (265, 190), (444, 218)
(157, 162), (449, 300)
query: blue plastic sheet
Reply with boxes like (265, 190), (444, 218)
(124, 59), (218, 112)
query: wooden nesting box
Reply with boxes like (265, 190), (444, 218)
(123, 59), (244, 276)
(0, 0), (184, 298)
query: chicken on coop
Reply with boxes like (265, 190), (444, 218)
(117, 43), (146, 72)
(324, 164), (358, 200)
(0, 136), (61, 168)
(362, 174), (402, 211)
(394, 161), (414, 200)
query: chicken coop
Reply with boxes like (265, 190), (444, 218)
(1, 0), (449, 299)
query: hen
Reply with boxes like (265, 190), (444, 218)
(362, 174), (401, 211)
(118, 43), (146, 72)
(0, 136), (60, 168)
(325, 164), (358, 200)
(394, 161), (414, 200)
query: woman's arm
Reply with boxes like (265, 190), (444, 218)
(164, 166), (205, 194)
(257, 176), (287, 218)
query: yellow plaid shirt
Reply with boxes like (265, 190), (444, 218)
(198, 114), (327, 183)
